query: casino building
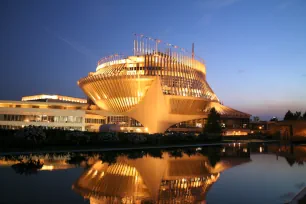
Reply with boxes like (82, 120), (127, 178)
(0, 36), (251, 134)
(78, 36), (250, 134)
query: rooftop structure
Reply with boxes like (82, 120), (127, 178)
(22, 94), (87, 104)
(78, 35), (250, 133)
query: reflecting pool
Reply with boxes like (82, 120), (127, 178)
(0, 143), (306, 204)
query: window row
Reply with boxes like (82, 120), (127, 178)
(0, 125), (82, 131)
(170, 118), (249, 129)
(0, 114), (83, 123)
(85, 118), (105, 124)
(108, 116), (129, 123)
(106, 116), (143, 127)
(170, 118), (207, 128)
(0, 104), (83, 110)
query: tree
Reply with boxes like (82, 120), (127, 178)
(293, 111), (302, 120)
(303, 112), (306, 120)
(204, 108), (222, 134)
(270, 117), (278, 122)
(206, 146), (221, 168)
(284, 110), (294, 120)
(253, 116), (260, 122)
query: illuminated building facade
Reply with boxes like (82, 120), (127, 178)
(72, 149), (250, 203)
(0, 95), (105, 131)
(22, 94), (87, 104)
(79, 35), (250, 134)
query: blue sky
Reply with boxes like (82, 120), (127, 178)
(0, 0), (305, 120)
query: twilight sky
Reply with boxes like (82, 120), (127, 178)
(0, 0), (305, 120)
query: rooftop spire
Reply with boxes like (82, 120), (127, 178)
(192, 43), (195, 59)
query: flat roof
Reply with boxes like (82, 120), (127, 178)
(21, 94), (87, 103)
(0, 100), (88, 107)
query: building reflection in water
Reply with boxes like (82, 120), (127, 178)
(72, 149), (251, 204)
(1, 144), (306, 202)
(266, 144), (306, 166)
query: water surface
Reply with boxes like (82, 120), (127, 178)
(0, 143), (306, 204)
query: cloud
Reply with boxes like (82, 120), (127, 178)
(43, 26), (97, 60)
(302, 74), (306, 77)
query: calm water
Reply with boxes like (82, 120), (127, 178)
(0, 143), (306, 204)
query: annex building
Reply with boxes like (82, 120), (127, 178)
(0, 94), (104, 132)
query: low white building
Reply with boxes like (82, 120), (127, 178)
(0, 95), (105, 131)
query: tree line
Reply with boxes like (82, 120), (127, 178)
(284, 110), (306, 121)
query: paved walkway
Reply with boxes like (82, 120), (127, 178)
(0, 140), (278, 156)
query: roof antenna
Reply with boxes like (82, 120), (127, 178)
(192, 43), (195, 59)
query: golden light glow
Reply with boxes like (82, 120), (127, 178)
(41, 165), (54, 171)
(72, 153), (231, 204)
(80, 74), (155, 113)
(78, 38), (251, 133)
(100, 172), (104, 178)
(22, 94), (87, 103)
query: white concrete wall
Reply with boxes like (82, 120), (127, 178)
(0, 107), (86, 131)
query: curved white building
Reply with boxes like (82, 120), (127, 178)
(78, 37), (250, 133)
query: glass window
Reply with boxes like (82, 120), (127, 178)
(68, 116), (74, 123)
(48, 116), (54, 122)
(54, 116), (60, 122)
(42, 115), (48, 122)
(76, 117), (82, 123)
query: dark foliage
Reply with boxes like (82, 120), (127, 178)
(99, 152), (118, 165)
(199, 146), (222, 168)
(146, 149), (163, 158)
(66, 154), (87, 166)
(293, 111), (302, 120)
(284, 110), (305, 120)
(126, 150), (147, 160)
(11, 159), (44, 175)
(253, 116), (260, 122)
(284, 110), (294, 120)
(203, 108), (222, 134)
(168, 149), (183, 158)
(1, 126), (225, 152)
(303, 111), (306, 120)
(183, 148), (198, 157)
(285, 157), (296, 167)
